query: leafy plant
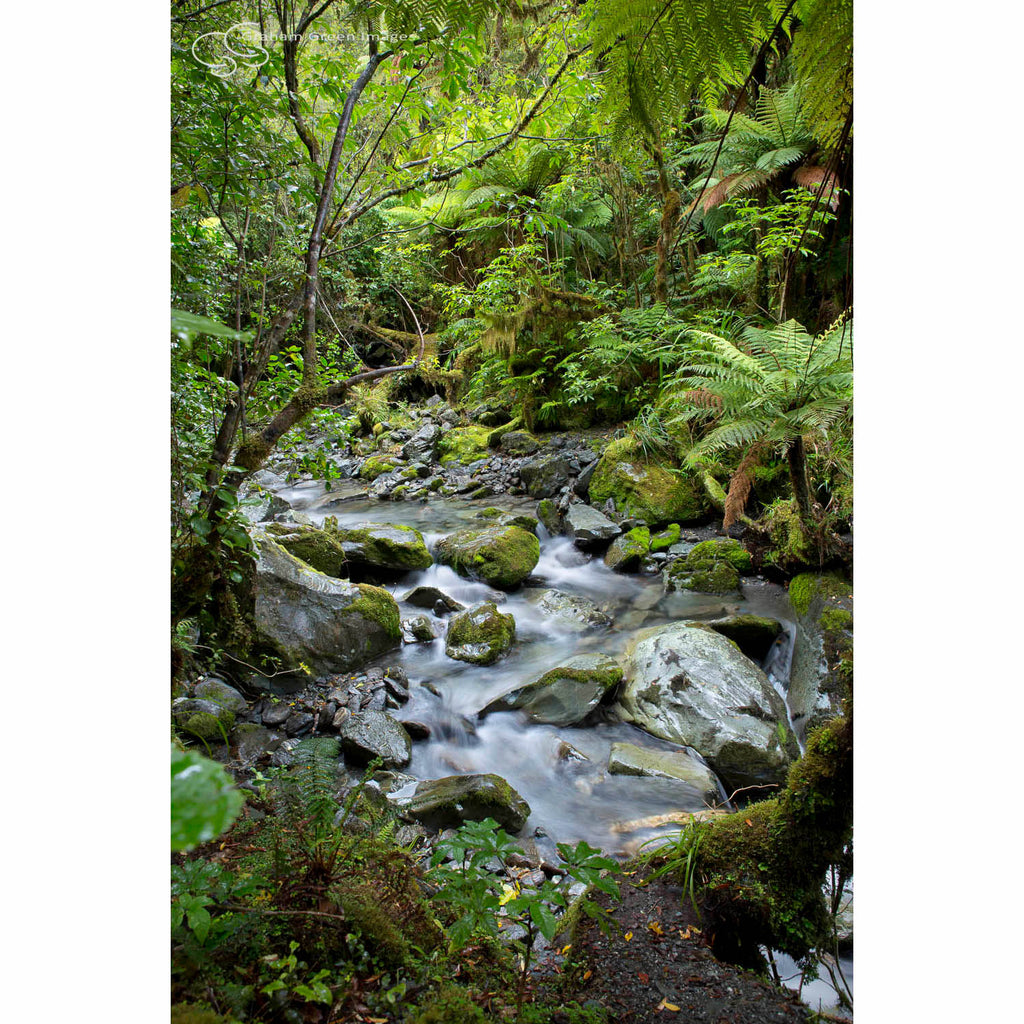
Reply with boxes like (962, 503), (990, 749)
(171, 745), (245, 853)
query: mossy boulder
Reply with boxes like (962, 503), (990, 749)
(663, 537), (752, 594)
(588, 437), (707, 526)
(359, 455), (398, 480)
(434, 524), (540, 589)
(519, 454), (571, 498)
(498, 430), (540, 456)
(193, 677), (248, 715)
(266, 520), (432, 575)
(437, 425), (492, 465)
(604, 526), (651, 572)
(472, 507), (539, 534)
(480, 654), (623, 726)
(617, 620), (799, 792)
(171, 697), (235, 742)
(253, 537), (401, 674)
(536, 498), (562, 534)
(444, 601), (516, 665)
(395, 773), (531, 832)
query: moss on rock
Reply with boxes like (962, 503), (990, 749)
(649, 523), (681, 552)
(604, 526), (651, 572)
(788, 573), (852, 617)
(347, 584), (402, 642)
(664, 538), (753, 595)
(760, 499), (817, 571)
(434, 524), (540, 589)
(359, 455), (397, 480)
(445, 601), (516, 664)
(437, 425), (492, 465)
(588, 437), (707, 526)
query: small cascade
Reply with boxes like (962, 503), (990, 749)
(762, 626), (804, 754)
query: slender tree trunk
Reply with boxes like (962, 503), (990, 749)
(787, 435), (812, 520)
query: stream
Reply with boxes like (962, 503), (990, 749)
(281, 485), (799, 855)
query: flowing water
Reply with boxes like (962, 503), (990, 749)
(290, 490), (800, 855)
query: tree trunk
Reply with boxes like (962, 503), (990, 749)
(787, 435), (813, 520)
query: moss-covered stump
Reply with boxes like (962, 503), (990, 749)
(690, 710), (853, 966)
(444, 601), (516, 665)
(758, 498), (818, 573)
(433, 523), (540, 589)
(588, 437), (708, 526)
(437, 425), (492, 465)
(663, 538), (751, 594)
(252, 537), (401, 674)
(604, 526), (651, 572)
(395, 773), (531, 832)
(480, 653), (622, 726)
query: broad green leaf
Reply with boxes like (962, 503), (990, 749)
(171, 745), (245, 852)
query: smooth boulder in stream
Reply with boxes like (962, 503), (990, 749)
(607, 742), (722, 806)
(617, 620), (799, 791)
(253, 537), (402, 674)
(480, 653), (623, 726)
(393, 773), (531, 832)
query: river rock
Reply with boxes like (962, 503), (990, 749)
(253, 536), (401, 674)
(531, 589), (612, 633)
(434, 524), (540, 589)
(472, 507), (540, 534)
(402, 585), (465, 615)
(588, 437), (707, 526)
(604, 526), (651, 572)
(445, 602), (516, 665)
(499, 431), (540, 456)
(193, 677), (248, 714)
(573, 459), (597, 499)
(663, 538), (751, 594)
(617, 620), (799, 791)
(480, 654), (622, 726)
(519, 455), (571, 498)
(394, 773), (531, 832)
(402, 422), (440, 462)
(402, 615), (437, 643)
(337, 710), (412, 769)
(565, 504), (621, 550)
(708, 614), (783, 662)
(607, 742), (721, 805)
(331, 521), (433, 571)
(172, 697), (236, 742)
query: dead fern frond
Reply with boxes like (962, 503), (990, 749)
(685, 388), (724, 412)
(723, 444), (765, 530)
(793, 165), (840, 209)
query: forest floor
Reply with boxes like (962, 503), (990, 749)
(540, 875), (815, 1023)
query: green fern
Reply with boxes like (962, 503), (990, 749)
(292, 737), (341, 831)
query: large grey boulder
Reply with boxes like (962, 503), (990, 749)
(254, 537), (401, 674)
(337, 710), (412, 769)
(564, 504), (621, 551)
(616, 620), (799, 792)
(393, 773), (531, 832)
(519, 455), (571, 498)
(530, 590), (612, 633)
(193, 677), (248, 715)
(607, 742), (722, 807)
(480, 654), (622, 726)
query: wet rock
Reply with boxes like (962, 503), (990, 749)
(194, 677), (248, 715)
(607, 742), (722, 805)
(402, 615), (437, 643)
(519, 455), (571, 498)
(573, 459), (597, 499)
(253, 536), (401, 674)
(470, 402), (513, 426)
(434, 524), (540, 589)
(445, 602), (516, 665)
(233, 723), (283, 764)
(284, 711), (315, 737)
(480, 654), (622, 726)
(337, 710), (412, 769)
(649, 523), (681, 552)
(604, 526), (651, 572)
(403, 586), (465, 614)
(565, 504), (621, 550)
(617, 620), (799, 792)
(708, 614), (784, 662)
(472, 507), (540, 534)
(536, 499), (562, 535)
(531, 590), (612, 633)
(261, 702), (292, 727)
(394, 773), (531, 832)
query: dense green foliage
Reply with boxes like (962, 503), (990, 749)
(171, 1), (853, 1018)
